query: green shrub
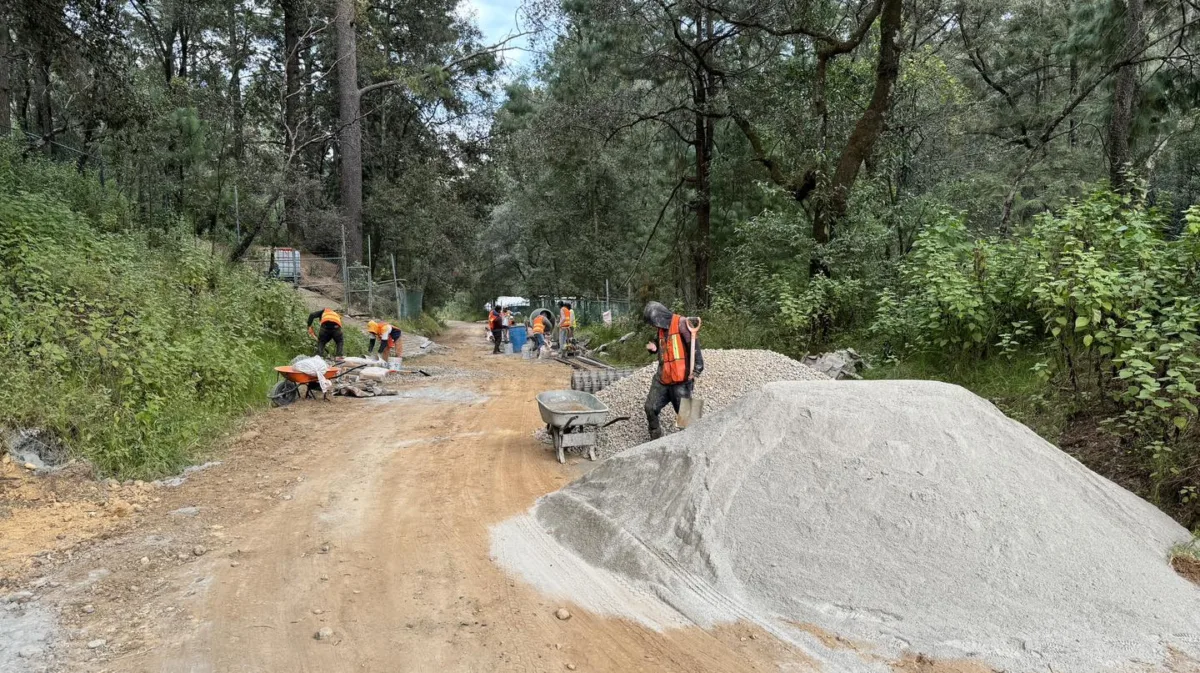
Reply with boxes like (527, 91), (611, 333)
(0, 142), (308, 477)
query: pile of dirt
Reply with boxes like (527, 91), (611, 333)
(594, 349), (828, 458)
(494, 380), (1200, 673)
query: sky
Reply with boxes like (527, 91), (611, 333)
(457, 0), (533, 70)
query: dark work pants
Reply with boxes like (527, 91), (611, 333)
(491, 329), (503, 353)
(316, 323), (344, 358)
(644, 377), (693, 436)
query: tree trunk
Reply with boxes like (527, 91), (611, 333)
(812, 0), (903, 247)
(335, 0), (364, 263)
(227, 2), (244, 163)
(33, 43), (52, 155)
(281, 0), (303, 237)
(0, 22), (10, 132)
(1108, 0), (1143, 193)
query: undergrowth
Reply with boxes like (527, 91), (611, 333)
(0, 142), (308, 478)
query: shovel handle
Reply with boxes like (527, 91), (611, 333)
(686, 317), (700, 382)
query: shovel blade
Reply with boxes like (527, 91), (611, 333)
(677, 396), (704, 428)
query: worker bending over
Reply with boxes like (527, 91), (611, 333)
(558, 302), (574, 348)
(367, 320), (403, 360)
(530, 313), (550, 356)
(643, 301), (703, 439)
(307, 308), (344, 359)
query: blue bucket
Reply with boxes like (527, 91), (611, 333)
(509, 326), (528, 354)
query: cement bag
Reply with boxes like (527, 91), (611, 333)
(358, 366), (390, 381)
(292, 356), (332, 392)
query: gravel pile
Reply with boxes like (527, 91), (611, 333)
(494, 380), (1200, 673)
(595, 349), (828, 458)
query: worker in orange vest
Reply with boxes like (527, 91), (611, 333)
(307, 308), (344, 359)
(643, 301), (703, 439)
(530, 313), (550, 356)
(488, 304), (504, 354)
(367, 320), (403, 360)
(557, 301), (575, 349)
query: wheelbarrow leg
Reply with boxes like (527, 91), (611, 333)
(554, 429), (565, 464)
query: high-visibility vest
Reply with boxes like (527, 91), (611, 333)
(376, 323), (392, 338)
(321, 309), (342, 327)
(658, 314), (688, 385)
(560, 308), (573, 328)
(532, 316), (547, 335)
(488, 312), (500, 330)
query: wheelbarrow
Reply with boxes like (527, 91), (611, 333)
(536, 390), (628, 463)
(269, 363), (368, 407)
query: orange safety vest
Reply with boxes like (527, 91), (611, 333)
(560, 308), (573, 328)
(376, 323), (392, 338)
(658, 314), (688, 385)
(321, 309), (342, 327)
(488, 312), (500, 330)
(532, 315), (547, 335)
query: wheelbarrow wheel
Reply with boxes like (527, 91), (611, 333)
(269, 380), (300, 407)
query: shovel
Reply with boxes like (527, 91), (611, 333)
(676, 317), (704, 428)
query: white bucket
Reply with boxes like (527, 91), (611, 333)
(388, 357), (402, 371)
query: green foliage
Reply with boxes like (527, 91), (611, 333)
(875, 188), (1200, 516)
(0, 144), (308, 478)
(870, 210), (1035, 354)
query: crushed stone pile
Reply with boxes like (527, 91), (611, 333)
(595, 349), (828, 458)
(493, 380), (1200, 673)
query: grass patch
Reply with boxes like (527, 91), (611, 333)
(1171, 540), (1200, 585)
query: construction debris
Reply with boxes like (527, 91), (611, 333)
(801, 348), (866, 380)
(593, 350), (829, 458)
(494, 380), (1200, 673)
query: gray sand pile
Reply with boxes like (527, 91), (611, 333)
(595, 349), (828, 458)
(493, 380), (1200, 673)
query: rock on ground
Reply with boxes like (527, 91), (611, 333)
(494, 380), (1200, 673)
(593, 349), (829, 458)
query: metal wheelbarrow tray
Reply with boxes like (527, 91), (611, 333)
(536, 390), (627, 463)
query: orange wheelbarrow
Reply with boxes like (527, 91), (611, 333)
(268, 363), (368, 406)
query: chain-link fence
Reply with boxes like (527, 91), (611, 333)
(529, 296), (633, 326)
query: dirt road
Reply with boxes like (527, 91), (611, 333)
(2, 321), (803, 673)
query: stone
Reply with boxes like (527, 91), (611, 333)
(554, 608), (571, 621)
(314, 627), (334, 641)
(192, 545), (206, 557)
(87, 639), (106, 649)
(171, 506), (200, 517)
(82, 604), (95, 614)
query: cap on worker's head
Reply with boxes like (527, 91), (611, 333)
(643, 301), (672, 329)
(367, 320), (378, 332)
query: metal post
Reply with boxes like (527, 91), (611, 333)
(390, 254), (402, 319)
(367, 235), (373, 316)
(606, 279), (610, 314)
(340, 221), (350, 313)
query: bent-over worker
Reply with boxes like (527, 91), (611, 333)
(307, 308), (345, 359)
(642, 301), (703, 439)
(367, 320), (403, 360)
(530, 313), (549, 356)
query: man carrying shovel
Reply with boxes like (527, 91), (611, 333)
(642, 301), (703, 440)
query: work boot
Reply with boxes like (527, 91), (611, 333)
(648, 427), (663, 440)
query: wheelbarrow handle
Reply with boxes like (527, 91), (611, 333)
(602, 416), (631, 428)
(561, 415), (580, 434)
